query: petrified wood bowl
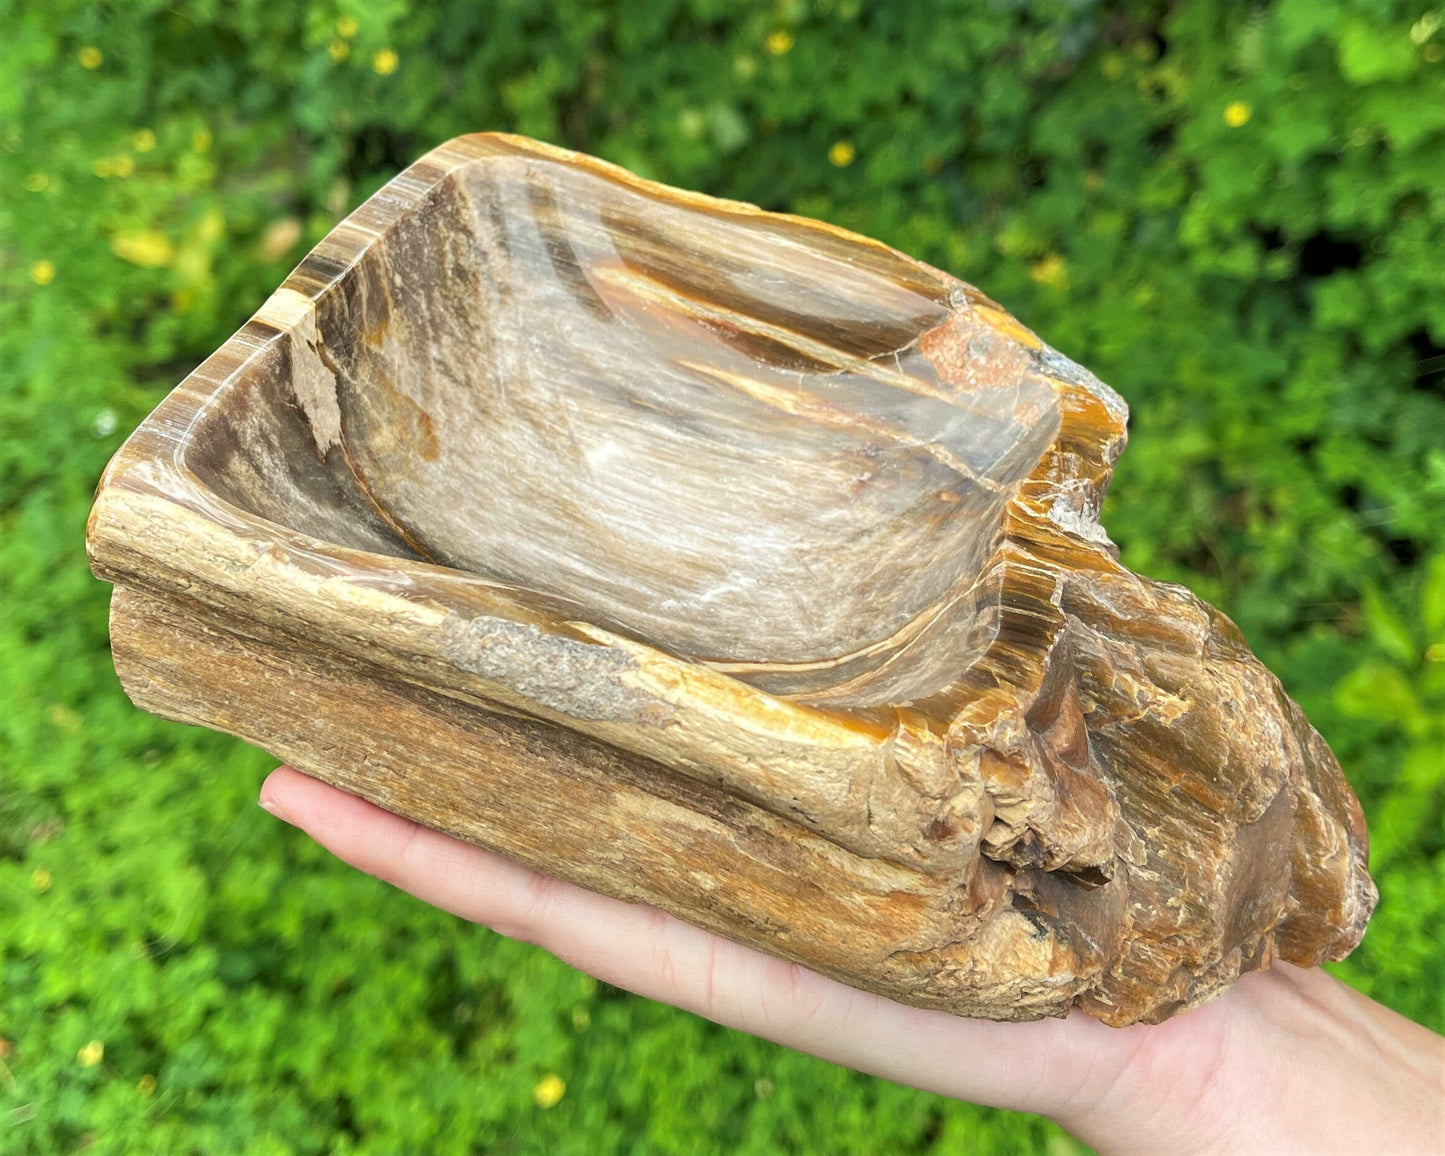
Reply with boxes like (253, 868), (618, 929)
(87, 133), (1376, 1025)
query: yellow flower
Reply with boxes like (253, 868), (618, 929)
(533, 1073), (566, 1108)
(77, 1041), (104, 1067)
(93, 157), (114, 178)
(137, 1074), (157, 1097)
(1029, 253), (1068, 287)
(765, 30), (794, 56)
(372, 48), (399, 75)
(192, 128), (212, 153)
(24, 172), (49, 192)
(79, 46), (103, 70)
(131, 129), (156, 152)
(329, 39), (350, 62)
(1223, 100), (1252, 128)
(111, 230), (176, 268)
(828, 140), (856, 167)
(31, 865), (54, 888)
(336, 15), (359, 39)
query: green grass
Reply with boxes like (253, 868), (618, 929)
(3, 2), (1443, 1152)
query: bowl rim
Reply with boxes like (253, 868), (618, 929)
(86, 132), (1130, 877)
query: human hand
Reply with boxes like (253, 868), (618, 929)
(260, 766), (1444, 1156)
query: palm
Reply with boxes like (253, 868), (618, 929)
(260, 767), (1443, 1156)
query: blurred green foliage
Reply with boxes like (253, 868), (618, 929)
(2, 0), (1443, 1151)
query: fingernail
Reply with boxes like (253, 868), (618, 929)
(259, 797), (289, 823)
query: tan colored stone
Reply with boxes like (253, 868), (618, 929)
(87, 133), (1375, 1025)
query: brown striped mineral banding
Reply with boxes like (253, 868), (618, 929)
(87, 133), (1375, 1025)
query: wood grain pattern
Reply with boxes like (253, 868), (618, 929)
(87, 133), (1375, 1025)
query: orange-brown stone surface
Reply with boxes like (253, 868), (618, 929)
(87, 134), (1376, 1025)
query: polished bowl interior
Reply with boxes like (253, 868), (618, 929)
(183, 148), (1061, 706)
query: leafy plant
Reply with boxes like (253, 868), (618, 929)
(2, 1), (1443, 1152)
(1326, 558), (1445, 1028)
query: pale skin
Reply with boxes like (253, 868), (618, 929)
(261, 766), (1444, 1155)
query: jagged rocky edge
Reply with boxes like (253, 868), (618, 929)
(895, 302), (1378, 1024)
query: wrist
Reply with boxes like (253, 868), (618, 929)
(1051, 964), (1444, 1156)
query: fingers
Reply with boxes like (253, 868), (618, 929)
(257, 769), (859, 1039)
(261, 766), (544, 933)
(259, 766), (1084, 1114)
